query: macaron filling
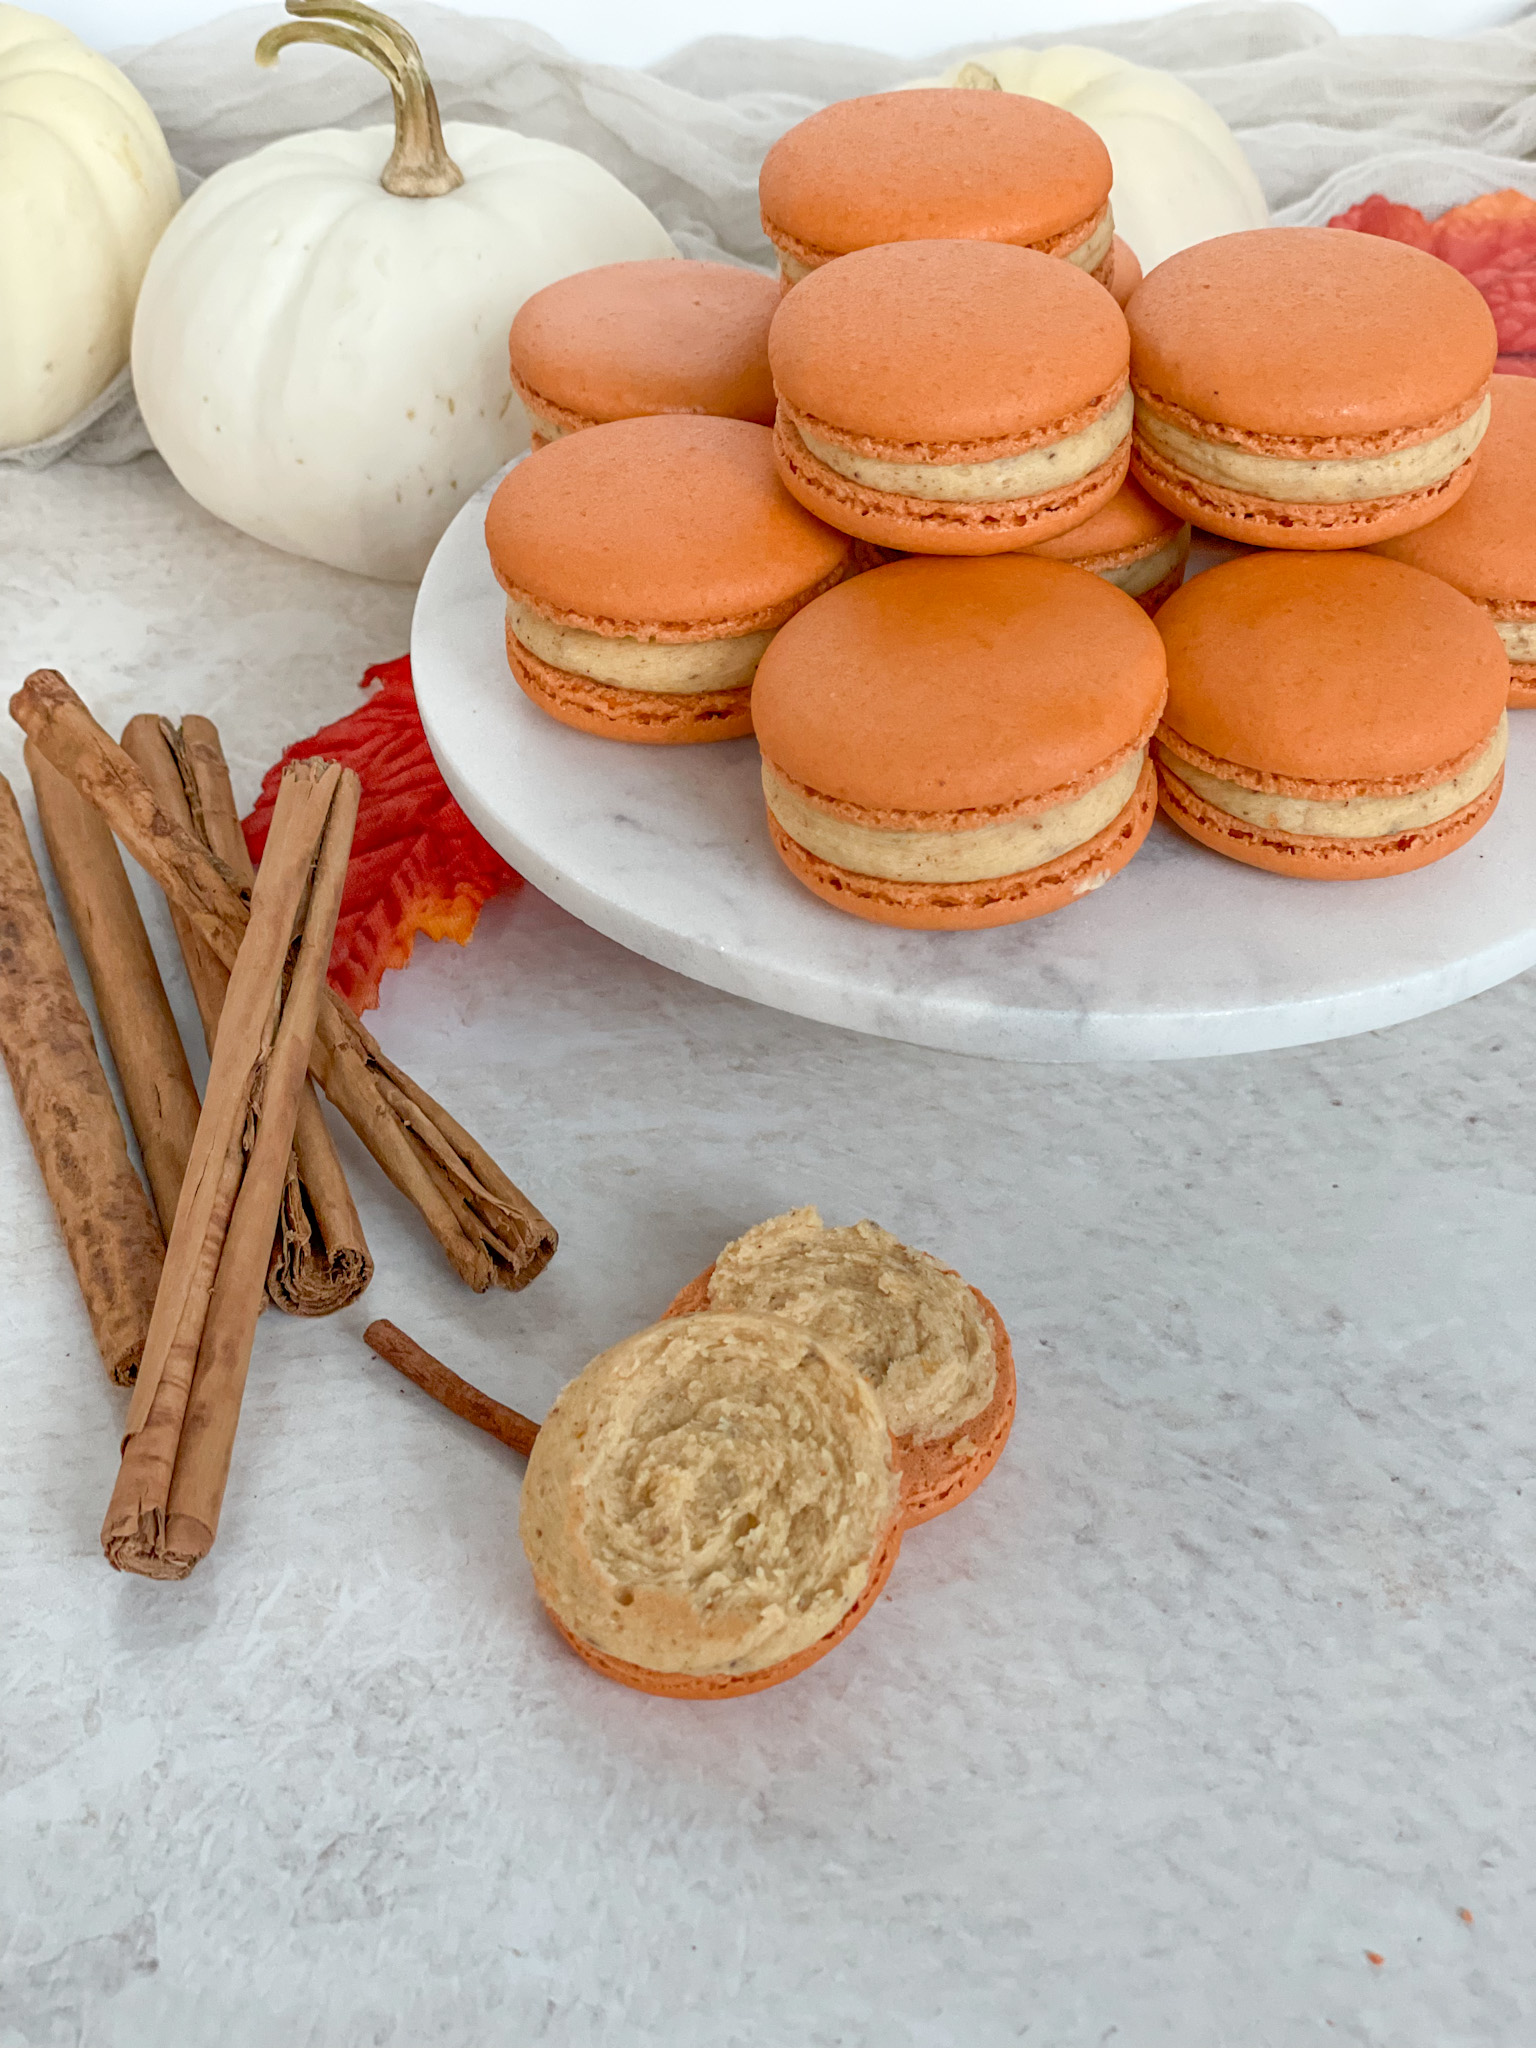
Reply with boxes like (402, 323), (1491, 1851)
(1494, 617), (1536, 663)
(1155, 716), (1507, 838)
(791, 385), (1133, 504)
(520, 1312), (898, 1678)
(506, 597), (775, 695)
(704, 1209), (996, 1446)
(1135, 395), (1490, 506)
(1069, 527), (1190, 598)
(764, 746), (1146, 882)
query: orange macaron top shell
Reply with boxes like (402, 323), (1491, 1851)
(508, 260), (780, 432)
(759, 89), (1111, 263)
(770, 240), (1129, 455)
(1108, 235), (1142, 308)
(484, 416), (852, 637)
(1372, 375), (1536, 603)
(1029, 476), (1184, 563)
(1156, 551), (1509, 792)
(753, 556), (1167, 818)
(1129, 227), (1496, 442)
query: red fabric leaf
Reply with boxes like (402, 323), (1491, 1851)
(1330, 188), (1536, 357)
(244, 654), (521, 1014)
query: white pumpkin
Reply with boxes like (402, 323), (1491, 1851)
(0, 4), (180, 448)
(913, 46), (1268, 275)
(131, 2), (677, 582)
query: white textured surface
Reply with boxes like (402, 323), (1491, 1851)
(2, 457), (1535, 2045)
(416, 475), (1536, 1062)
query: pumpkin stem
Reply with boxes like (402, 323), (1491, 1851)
(255, 0), (465, 198)
(952, 61), (1004, 90)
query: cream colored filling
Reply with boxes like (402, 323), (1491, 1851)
(764, 749), (1143, 881)
(797, 386), (1132, 504)
(518, 1312), (898, 1676)
(775, 204), (1112, 285)
(707, 1208), (996, 1445)
(507, 598), (772, 694)
(1135, 396), (1490, 505)
(1496, 619), (1536, 663)
(1159, 717), (1506, 838)
(1087, 529), (1188, 597)
(525, 410), (573, 442)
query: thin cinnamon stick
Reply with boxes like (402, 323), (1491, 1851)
(102, 759), (359, 1578)
(364, 1319), (539, 1455)
(0, 773), (164, 1384)
(120, 712), (373, 1315)
(25, 742), (202, 1238)
(14, 671), (556, 1294)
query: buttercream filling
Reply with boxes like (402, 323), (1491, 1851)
(763, 749), (1145, 881)
(1496, 619), (1536, 663)
(775, 203), (1114, 284)
(1079, 529), (1189, 597)
(524, 410), (573, 442)
(796, 386), (1133, 504)
(1157, 717), (1507, 838)
(1135, 397), (1490, 505)
(507, 599), (771, 694)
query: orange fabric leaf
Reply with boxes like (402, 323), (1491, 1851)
(1330, 188), (1536, 375)
(244, 655), (521, 1014)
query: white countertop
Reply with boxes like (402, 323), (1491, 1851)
(2, 456), (1533, 2045)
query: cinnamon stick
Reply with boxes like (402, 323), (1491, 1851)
(0, 773), (164, 1384)
(102, 758), (359, 1578)
(364, 1319), (539, 1455)
(9, 672), (554, 1293)
(25, 743), (202, 1238)
(120, 712), (373, 1315)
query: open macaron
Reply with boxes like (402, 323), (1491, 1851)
(1370, 375), (1536, 708)
(484, 415), (853, 743)
(1153, 551), (1509, 878)
(1026, 476), (1189, 614)
(759, 88), (1113, 289)
(1127, 227), (1498, 548)
(751, 554), (1166, 928)
(665, 1209), (1016, 1528)
(519, 1311), (902, 1698)
(508, 259), (780, 447)
(770, 239), (1132, 556)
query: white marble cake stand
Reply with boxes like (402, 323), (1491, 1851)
(412, 474), (1536, 1063)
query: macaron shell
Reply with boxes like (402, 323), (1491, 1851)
(1028, 474), (1184, 561)
(484, 416), (852, 632)
(1510, 662), (1536, 707)
(662, 1273), (1017, 1528)
(1108, 235), (1142, 309)
(506, 623), (753, 744)
(769, 240), (1129, 448)
(1154, 552), (1510, 786)
(1135, 559), (1190, 618)
(1127, 227), (1497, 438)
(1157, 760), (1503, 877)
(1371, 376), (1536, 604)
(752, 556), (1166, 814)
(538, 1511), (903, 1699)
(767, 759), (1157, 929)
(509, 260), (779, 428)
(1130, 434), (1481, 550)
(759, 90), (1112, 257)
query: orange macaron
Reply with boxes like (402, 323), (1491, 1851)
(508, 259), (780, 447)
(1127, 227), (1498, 548)
(1107, 235), (1142, 309)
(1027, 476), (1189, 614)
(520, 1312), (903, 1698)
(770, 239), (1132, 556)
(1371, 375), (1536, 707)
(483, 416), (853, 744)
(751, 554), (1167, 928)
(663, 1208), (1017, 1529)
(1154, 551), (1510, 878)
(759, 88), (1114, 288)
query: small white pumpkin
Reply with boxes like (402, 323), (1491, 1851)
(131, 1), (677, 582)
(913, 46), (1269, 275)
(0, 4), (180, 448)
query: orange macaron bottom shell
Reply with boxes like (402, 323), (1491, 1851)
(1156, 759), (1504, 879)
(766, 756), (1156, 929)
(535, 1512), (903, 1699)
(506, 624), (753, 745)
(1509, 660), (1536, 708)
(1131, 437), (1480, 552)
(1134, 560), (1188, 617)
(662, 1273), (1016, 1528)
(775, 414), (1130, 557)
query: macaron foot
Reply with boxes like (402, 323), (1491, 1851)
(1509, 660), (1536, 708)
(506, 629), (754, 744)
(1156, 762), (1504, 878)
